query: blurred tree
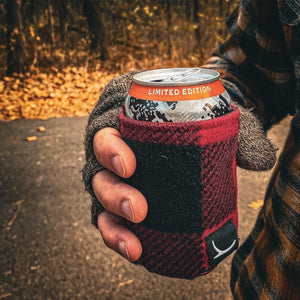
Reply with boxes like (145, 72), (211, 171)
(83, 0), (109, 61)
(193, 0), (201, 52)
(166, 0), (172, 59)
(0, 0), (239, 76)
(6, 0), (29, 75)
(53, 0), (68, 47)
(47, 0), (56, 47)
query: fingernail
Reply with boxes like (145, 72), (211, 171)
(121, 200), (134, 222)
(111, 155), (125, 177)
(118, 241), (129, 260)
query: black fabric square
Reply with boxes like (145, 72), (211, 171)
(124, 139), (203, 233)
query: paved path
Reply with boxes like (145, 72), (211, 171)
(0, 116), (291, 299)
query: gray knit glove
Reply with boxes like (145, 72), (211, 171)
(82, 71), (140, 226)
(236, 106), (277, 170)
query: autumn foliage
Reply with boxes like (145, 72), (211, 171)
(0, 0), (238, 121)
(0, 67), (115, 120)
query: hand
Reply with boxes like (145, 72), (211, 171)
(92, 127), (148, 262)
(90, 105), (277, 264)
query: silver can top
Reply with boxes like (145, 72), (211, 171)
(133, 68), (220, 87)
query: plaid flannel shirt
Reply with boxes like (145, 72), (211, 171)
(204, 0), (300, 299)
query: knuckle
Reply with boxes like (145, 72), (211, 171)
(97, 213), (110, 240)
(97, 212), (122, 252)
(94, 174), (125, 214)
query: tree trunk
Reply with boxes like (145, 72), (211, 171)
(47, 0), (56, 47)
(82, 0), (109, 61)
(54, 0), (68, 45)
(6, 0), (28, 75)
(193, 0), (201, 46)
(219, 0), (223, 16)
(193, 0), (204, 61)
(27, 0), (39, 25)
(166, 0), (172, 59)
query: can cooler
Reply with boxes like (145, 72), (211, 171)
(120, 105), (240, 279)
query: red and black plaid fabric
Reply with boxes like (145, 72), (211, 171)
(120, 107), (240, 279)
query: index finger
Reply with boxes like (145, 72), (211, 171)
(93, 127), (136, 178)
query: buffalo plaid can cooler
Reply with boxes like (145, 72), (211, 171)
(120, 68), (240, 279)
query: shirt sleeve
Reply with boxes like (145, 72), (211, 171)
(202, 0), (296, 130)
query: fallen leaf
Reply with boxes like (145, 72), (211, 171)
(26, 136), (38, 142)
(248, 200), (264, 210)
(1, 68), (115, 121)
(37, 126), (46, 132)
(118, 280), (133, 287)
(4, 271), (12, 276)
(0, 293), (12, 299)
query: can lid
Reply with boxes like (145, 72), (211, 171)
(133, 68), (220, 87)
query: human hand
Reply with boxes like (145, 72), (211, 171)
(91, 127), (148, 262)
(86, 68), (277, 266)
(90, 106), (277, 264)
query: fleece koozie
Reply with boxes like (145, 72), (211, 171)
(119, 106), (240, 279)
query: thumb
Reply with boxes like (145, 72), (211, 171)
(236, 105), (278, 171)
(93, 127), (136, 178)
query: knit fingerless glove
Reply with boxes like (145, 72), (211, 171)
(82, 71), (141, 225)
(120, 106), (240, 279)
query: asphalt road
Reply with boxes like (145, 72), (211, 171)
(0, 116), (291, 300)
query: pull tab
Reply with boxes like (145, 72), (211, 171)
(165, 67), (202, 82)
(151, 68), (202, 82)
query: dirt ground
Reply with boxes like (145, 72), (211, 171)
(0, 115), (291, 299)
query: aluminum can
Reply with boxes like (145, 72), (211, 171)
(125, 68), (231, 122)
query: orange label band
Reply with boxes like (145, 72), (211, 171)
(129, 80), (225, 101)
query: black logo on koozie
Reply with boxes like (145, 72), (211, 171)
(206, 220), (238, 267)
